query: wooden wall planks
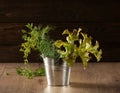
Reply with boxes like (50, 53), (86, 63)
(0, 0), (120, 62)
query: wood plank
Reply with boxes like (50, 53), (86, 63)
(0, 63), (119, 93)
(0, 1), (119, 22)
(0, 0), (119, 63)
(0, 63), (5, 77)
(0, 63), (44, 93)
(0, 23), (24, 45)
(0, 23), (120, 62)
(43, 63), (120, 93)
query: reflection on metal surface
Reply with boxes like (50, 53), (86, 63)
(43, 57), (71, 86)
(43, 86), (69, 93)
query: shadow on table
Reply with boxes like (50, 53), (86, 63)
(70, 82), (120, 91)
(43, 81), (120, 93)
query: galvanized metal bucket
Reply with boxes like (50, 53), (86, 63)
(43, 57), (71, 86)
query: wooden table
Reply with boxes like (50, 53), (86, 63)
(0, 62), (120, 93)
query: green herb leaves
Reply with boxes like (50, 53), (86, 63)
(20, 23), (59, 63)
(16, 65), (45, 79)
(54, 28), (102, 68)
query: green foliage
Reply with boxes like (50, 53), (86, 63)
(20, 23), (40, 64)
(19, 23), (102, 77)
(34, 67), (45, 76)
(19, 23), (59, 78)
(54, 28), (102, 68)
(20, 23), (60, 64)
(16, 65), (45, 79)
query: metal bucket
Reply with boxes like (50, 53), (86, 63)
(43, 57), (71, 86)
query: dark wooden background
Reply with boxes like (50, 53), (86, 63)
(0, 0), (120, 62)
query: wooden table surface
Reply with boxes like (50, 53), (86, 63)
(0, 62), (120, 93)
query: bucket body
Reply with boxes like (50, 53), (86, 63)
(43, 57), (71, 86)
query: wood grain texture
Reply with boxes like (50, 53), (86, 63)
(0, 0), (119, 22)
(0, 63), (119, 93)
(44, 62), (120, 93)
(0, 0), (120, 62)
(0, 63), (45, 93)
(0, 23), (120, 62)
